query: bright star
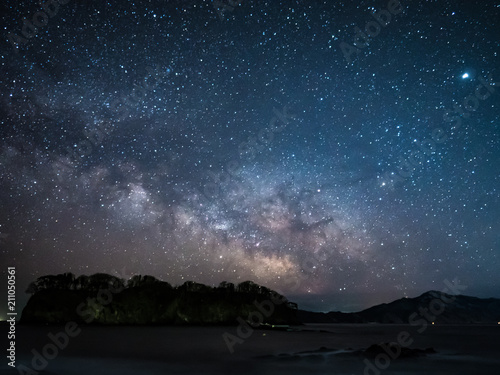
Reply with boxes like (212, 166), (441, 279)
(461, 73), (469, 79)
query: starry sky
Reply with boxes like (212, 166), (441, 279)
(1, 0), (499, 315)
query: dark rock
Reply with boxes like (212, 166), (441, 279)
(364, 343), (436, 359)
(296, 346), (336, 354)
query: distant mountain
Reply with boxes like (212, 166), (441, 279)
(21, 273), (299, 325)
(298, 291), (500, 324)
(22, 274), (500, 326)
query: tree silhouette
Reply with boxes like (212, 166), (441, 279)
(237, 280), (260, 294)
(178, 280), (213, 293)
(218, 281), (235, 293)
(86, 273), (125, 292)
(25, 273), (76, 293)
(22, 273), (299, 325)
(75, 275), (89, 290)
(128, 274), (168, 288)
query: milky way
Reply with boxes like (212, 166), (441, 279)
(1, 0), (499, 313)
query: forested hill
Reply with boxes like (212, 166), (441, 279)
(21, 273), (299, 325)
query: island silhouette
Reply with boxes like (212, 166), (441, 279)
(21, 273), (299, 325)
(21, 273), (500, 326)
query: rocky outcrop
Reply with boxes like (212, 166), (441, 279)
(362, 343), (436, 359)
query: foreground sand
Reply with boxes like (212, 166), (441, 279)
(4, 323), (500, 374)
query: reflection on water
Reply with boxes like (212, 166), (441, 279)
(7, 324), (500, 375)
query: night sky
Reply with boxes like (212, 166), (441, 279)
(1, 0), (499, 315)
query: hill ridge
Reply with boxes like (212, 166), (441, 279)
(298, 290), (500, 324)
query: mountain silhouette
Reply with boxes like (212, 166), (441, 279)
(21, 273), (500, 326)
(298, 290), (500, 324)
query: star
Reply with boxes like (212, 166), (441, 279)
(0, 0), (499, 314)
